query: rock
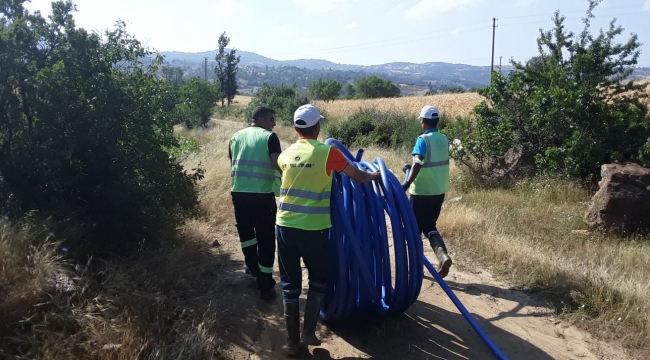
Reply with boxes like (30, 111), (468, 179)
(43, 271), (77, 294)
(584, 163), (650, 233)
(571, 230), (590, 235)
(483, 146), (536, 186)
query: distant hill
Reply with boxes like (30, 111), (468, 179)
(159, 49), (650, 95)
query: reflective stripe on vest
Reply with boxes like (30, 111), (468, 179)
(279, 188), (332, 201)
(410, 132), (450, 196)
(230, 127), (279, 193)
(276, 139), (333, 230)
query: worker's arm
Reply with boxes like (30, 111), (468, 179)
(402, 155), (424, 191)
(341, 165), (381, 183)
(270, 152), (282, 173)
(268, 134), (282, 173)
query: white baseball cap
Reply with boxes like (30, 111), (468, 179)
(293, 104), (324, 128)
(419, 106), (440, 120)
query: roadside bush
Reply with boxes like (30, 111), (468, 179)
(326, 109), (449, 149)
(447, 1), (650, 181)
(246, 83), (309, 125)
(353, 75), (401, 99)
(177, 77), (221, 129)
(0, 2), (200, 254)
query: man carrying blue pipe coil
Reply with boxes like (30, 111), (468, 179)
(276, 104), (381, 355)
(402, 105), (453, 278)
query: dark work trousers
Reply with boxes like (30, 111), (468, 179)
(276, 226), (331, 303)
(410, 194), (445, 237)
(231, 192), (277, 291)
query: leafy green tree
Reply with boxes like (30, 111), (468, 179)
(246, 84), (308, 126)
(353, 75), (401, 99)
(308, 79), (342, 102)
(162, 66), (184, 87)
(445, 0), (650, 180)
(344, 83), (356, 99)
(178, 77), (220, 128)
(0, 0), (200, 253)
(214, 32), (240, 106)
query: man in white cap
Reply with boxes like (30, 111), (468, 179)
(276, 104), (380, 355)
(402, 105), (452, 278)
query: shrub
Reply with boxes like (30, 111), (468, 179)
(326, 109), (449, 149)
(447, 1), (650, 180)
(0, 3), (200, 254)
(177, 77), (221, 129)
(353, 75), (401, 99)
(308, 79), (343, 102)
(246, 84), (309, 126)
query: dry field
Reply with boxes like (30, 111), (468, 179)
(231, 95), (253, 108)
(313, 92), (484, 119)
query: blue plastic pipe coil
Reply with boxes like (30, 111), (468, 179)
(323, 138), (510, 360)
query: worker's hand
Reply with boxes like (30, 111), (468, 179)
(369, 171), (381, 181)
(401, 182), (410, 192)
(402, 164), (412, 174)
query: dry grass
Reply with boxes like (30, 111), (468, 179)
(437, 173), (650, 353)
(314, 92), (484, 120)
(0, 217), (232, 360)
(231, 95), (253, 108)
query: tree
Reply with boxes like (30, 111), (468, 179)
(0, 0), (200, 253)
(177, 77), (220, 128)
(162, 66), (184, 87)
(214, 32), (241, 106)
(343, 83), (356, 99)
(445, 0), (650, 180)
(353, 75), (401, 99)
(308, 79), (343, 102)
(246, 84), (308, 126)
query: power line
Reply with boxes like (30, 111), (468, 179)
(499, 11), (647, 27)
(267, 23), (491, 59)
(499, 4), (641, 19)
(264, 7), (645, 61)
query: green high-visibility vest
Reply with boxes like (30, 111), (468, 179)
(410, 131), (450, 196)
(276, 139), (333, 231)
(230, 127), (280, 194)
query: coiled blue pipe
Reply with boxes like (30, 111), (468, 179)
(323, 138), (510, 360)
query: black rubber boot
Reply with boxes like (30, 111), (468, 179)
(428, 232), (452, 278)
(301, 291), (325, 346)
(284, 301), (300, 356)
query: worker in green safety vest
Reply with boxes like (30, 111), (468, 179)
(276, 104), (381, 355)
(229, 106), (283, 300)
(402, 105), (453, 279)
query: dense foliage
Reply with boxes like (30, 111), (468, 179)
(308, 79), (343, 102)
(327, 109), (448, 149)
(245, 84), (309, 125)
(0, 0), (201, 253)
(445, 0), (650, 180)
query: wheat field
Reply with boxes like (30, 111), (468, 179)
(314, 92), (484, 119)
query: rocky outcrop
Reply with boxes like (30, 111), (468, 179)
(584, 163), (650, 233)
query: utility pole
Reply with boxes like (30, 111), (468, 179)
(490, 17), (498, 81)
(499, 56), (502, 74)
(204, 57), (208, 81)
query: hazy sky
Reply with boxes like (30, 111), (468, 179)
(25, 0), (650, 67)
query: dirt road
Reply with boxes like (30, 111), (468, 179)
(213, 231), (628, 360)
